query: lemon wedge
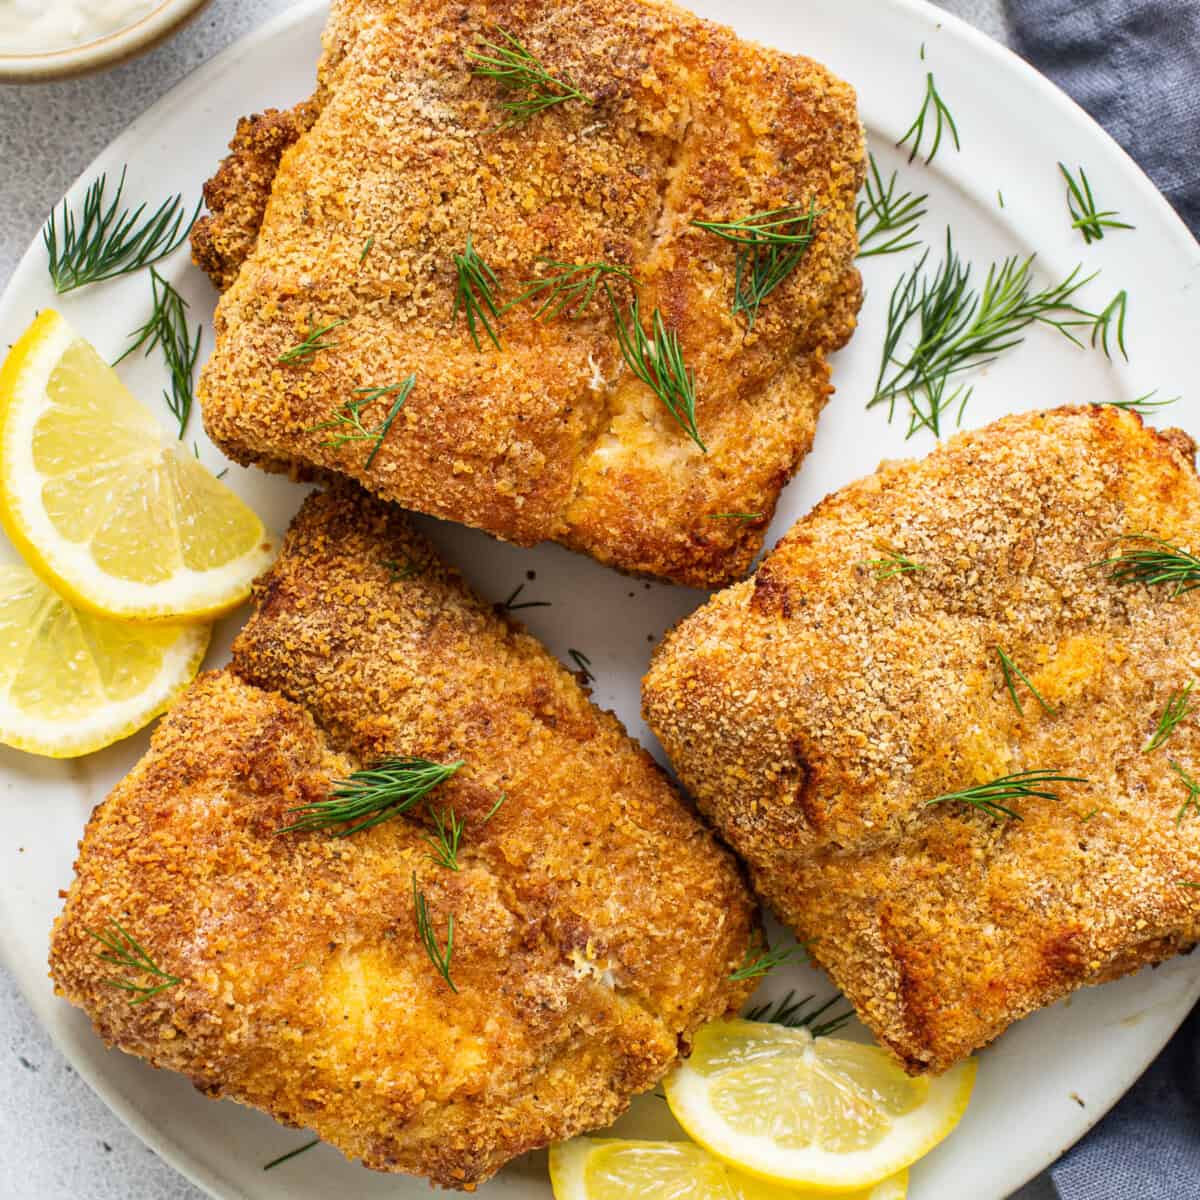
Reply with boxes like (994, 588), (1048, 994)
(663, 1021), (975, 1192)
(0, 310), (275, 621)
(0, 562), (208, 757)
(550, 1137), (908, 1200)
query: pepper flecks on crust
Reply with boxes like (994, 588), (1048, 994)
(643, 405), (1200, 1075)
(192, 0), (865, 588)
(50, 486), (758, 1190)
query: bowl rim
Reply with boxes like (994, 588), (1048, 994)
(0, 0), (211, 81)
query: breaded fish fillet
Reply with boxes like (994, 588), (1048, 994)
(192, 0), (864, 587)
(643, 407), (1200, 1074)
(50, 487), (757, 1189)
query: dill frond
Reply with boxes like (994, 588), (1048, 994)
(263, 1139), (320, 1171)
(87, 918), (180, 1005)
(467, 26), (590, 127)
(862, 546), (925, 580)
(43, 167), (198, 293)
(1169, 761), (1200, 826)
(568, 649), (594, 682)
(609, 292), (706, 452)
(413, 873), (458, 992)
(1058, 163), (1134, 244)
(1089, 289), (1129, 362)
(896, 72), (960, 165)
(115, 267), (201, 439)
(744, 990), (855, 1038)
(278, 756), (463, 837)
(1146, 683), (1194, 754)
(708, 512), (764, 524)
(693, 201), (820, 327)
(278, 314), (346, 364)
(996, 646), (1056, 716)
(501, 583), (551, 612)
(506, 258), (634, 321)
(1102, 391), (1179, 414)
(856, 155), (929, 258)
(425, 807), (465, 871)
(869, 231), (1096, 438)
(1097, 534), (1200, 599)
(925, 769), (1088, 823)
(730, 942), (805, 982)
(453, 234), (503, 350)
(311, 376), (415, 469)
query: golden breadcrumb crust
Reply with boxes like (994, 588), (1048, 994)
(50, 486), (757, 1189)
(643, 407), (1200, 1074)
(193, 0), (864, 587)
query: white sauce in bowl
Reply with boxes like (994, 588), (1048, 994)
(0, 0), (159, 55)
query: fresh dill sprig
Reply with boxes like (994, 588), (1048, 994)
(278, 757), (463, 837)
(501, 583), (551, 611)
(708, 512), (763, 524)
(87, 918), (180, 1005)
(453, 234), (503, 350)
(568, 648), (594, 682)
(1103, 391), (1180, 414)
(1145, 683), (1194, 753)
(263, 1139), (320, 1171)
(692, 201), (820, 328)
(729, 942), (805, 982)
(926, 769), (1088, 823)
(467, 26), (590, 127)
(1169, 761), (1200, 826)
(413, 873), (458, 992)
(856, 155), (929, 258)
(114, 267), (201, 439)
(862, 546), (925, 580)
(359, 237), (374, 264)
(43, 167), (199, 294)
(506, 259), (634, 321)
(609, 292), (706, 452)
(744, 990), (854, 1038)
(425, 807), (465, 871)
(1097, 534), (1200, 598)
(311, 376), (415, 469)
(1089, 289), (1129, 362)
(897, 72), (960, 165)
(869, 231), (1095, 438)
(278, 314), (346, 365)
(482, 793), (507, 823)
(996, 646), (1056, 716)
(1179, 880), (1200, 888)
(1058, 163), (1134, 244)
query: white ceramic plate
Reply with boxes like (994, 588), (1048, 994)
(1, 2), (1197, 1197)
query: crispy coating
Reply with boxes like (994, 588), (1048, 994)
(50, 486), (756, 1189)
(191, 104), (318, 291)
(193, 0), (864, 587)
(643, 407), (1200, 1074)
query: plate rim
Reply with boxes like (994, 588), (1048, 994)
(1, 2), (1197, 1198)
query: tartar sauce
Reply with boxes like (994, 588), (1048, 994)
(0, 0), (159, 55)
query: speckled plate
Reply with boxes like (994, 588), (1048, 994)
(0, 1), (1197, 1197)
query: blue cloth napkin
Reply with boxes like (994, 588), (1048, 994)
(1007, 0), (1200, 235)
(1005, 2), (1199, 1195)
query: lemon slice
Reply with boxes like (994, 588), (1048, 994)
(550, 1137), (908, 1200)
(663, 1021), (975, 1191)
(0, 562), (208, 757)
(0, 310), (275, 621)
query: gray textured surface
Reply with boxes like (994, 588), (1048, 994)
(0, 2), (1047, 1199)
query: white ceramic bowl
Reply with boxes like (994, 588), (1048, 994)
(0, 0), (210, 82)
